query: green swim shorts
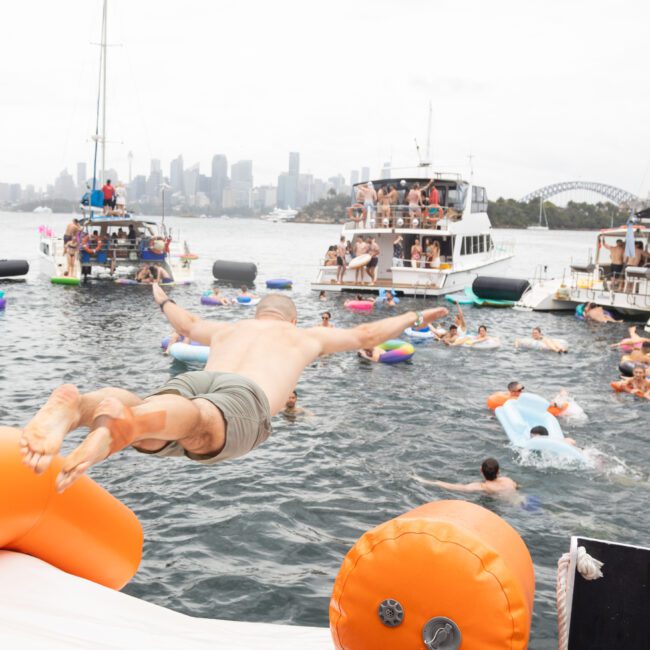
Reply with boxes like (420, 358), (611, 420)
(138, 370), (272, 465)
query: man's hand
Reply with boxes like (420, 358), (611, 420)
(152, 282), (168, 306)
(422, 307), (448, 325)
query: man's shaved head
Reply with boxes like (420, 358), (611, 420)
(256, 294), (297, 322)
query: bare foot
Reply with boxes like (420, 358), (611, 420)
(55, 397), (130, 492)
(20, 384), (81, 474)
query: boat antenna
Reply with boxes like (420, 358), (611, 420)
(160, 182), (170, 233)
(468, 153), (475, 180)
(414, 138), (423, 166)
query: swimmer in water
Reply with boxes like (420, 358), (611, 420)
(238, 285), (259, 300)
(582, 302), (621, 323)
(357, 346), (383, 362)
(17, 286), (448, 492)
(452, 324), (492, 346)
(516, 327), (567, 353)
(416, 457), (518, 494)
(281, 389), (312, 419)
(530, 425), (576, 447)
(612, 365), (650, 399)
(210, 288), (232, 305)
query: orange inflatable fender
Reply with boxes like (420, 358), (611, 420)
(547, 402), (569, 417)
(487, 391), (515, 410)
(0, 427), (142, 590)
(330, 500), (534, 650)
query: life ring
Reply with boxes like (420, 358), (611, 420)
(344, 299), (374, 312)
(81, 235), (103, 255)
(346, 203), (366, 223)
(236, 296), (260, 306)
(348, 254), (372, 270)
(378, 339), (415, 364)
(0, 427), (142, 590)
(149, 237), (169, 255)
(460, 337), (501, 349)
(266, 278), (293, 289)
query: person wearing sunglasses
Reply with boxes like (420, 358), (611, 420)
(320, 311), (333, 328)
(507, 381), (525, 397)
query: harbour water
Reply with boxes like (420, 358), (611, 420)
(1, 212), (648, 648)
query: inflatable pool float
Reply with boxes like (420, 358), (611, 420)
(345, 300), (374, 312)
(201, 292), (229, 306)
(444, 292), (475, 305)
(495, 393), (587, 463)
(487, 392), (517, 410)
(575, 303), (613, 321)
(0, 292), (5, 310)
(51, 276), (81, 286)
(378, 340), (414, 364)
(376, 288), (400, 304)
(266, 279), (292, 289)
(459, 336), (501, 350)
(404, 325), (445, 340)
(236, 296), (260, 306)
(619, 358), (648, 377)
(347, 254), (371, 270)
(444, 287), (514, 307)
(517, 337), (569, 352)
(0, 427), (142, 589)
(168, 342), (209, 364)
(160, 335), (203, 351)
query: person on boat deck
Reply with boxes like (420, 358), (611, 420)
(515, 327), (568, 353)
(101, 179), (116, 216)
(530, 425), (577, 447)
(238, 285), (258, 300)
(359, 181), (377, 224)
(324, 245), (337, 266)
(127, 224), (136, 244)
(63, 218), (82, 244)
(601, 238), (625, 290)
(353, 237), (369, 285)
(366, 237), (380, 285)
(115, 183), (126, 216)
(377, 185), (391, 223)
(17, 285), (448, 492)
(335, 236), (347, 284)
(410, 238), (423, 268)
(393, 235), (404, 267)
(583, 302), (622, 323)
(407, 183), (422, 224)
(419, 458), (518, 494)
(612, 365), (650, 399)
(425, 239), (441, 268)
(320, 311), (333, 328)
(63, 238), (79, 277)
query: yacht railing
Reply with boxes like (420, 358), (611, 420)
(346, 204), (462, 230)
(568, 263), (650, 307)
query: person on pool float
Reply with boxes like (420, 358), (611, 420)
(436, 323), (459, 345)
(164, 330), (191, 353)
(583, 302), (621, 323)
(515, 327), (567, 353)
(529, 425), (576, 446)
(610, 326), (650, 351)
(612, 365), (650, 399)
(417, 458), (518, 494)
(17, 286), (448, 492)
(357, 346), (383, 362)
(384, 292), (396, 307)
(238, 285), (258, 301)
(452, 324), (493, 346)
(209, 288), (232, 306)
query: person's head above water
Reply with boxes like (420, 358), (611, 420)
(481, 458), (500, 481)
(255, 294), (297, 323)
(507, 381), (524, 396)
(633, 365), (647, 378)
(240, 285), (248, 293)
(478, 324), (488, 335)
(532, 327), (542, 340)
(285, 389), (297, 409)
(530, 425), (549, 436)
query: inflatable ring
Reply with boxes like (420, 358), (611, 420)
(346, 203), (367, 223)
(517, 337), (569, 352)
(160, 335), (202, 351)
(148, 237), (170, 255)
(0, 296), (6, 311)
(461, 337), (501, 350)
(378, 339), (414, 364)
(344, 299), (374, 312)
(200, 292), (229, 306)
(236, 296), (260, 306)
(0, 427), (142, 590)
(487, 392), (516, 410)
(81, 235), (103, 255)
(168, 342), (209, 364)
(266, 278), (292, 289)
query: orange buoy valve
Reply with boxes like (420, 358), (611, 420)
(330, 500), (534, 650)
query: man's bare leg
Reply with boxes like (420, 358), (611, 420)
(55, 394), (225, 492)
(20, 385), (144, 474)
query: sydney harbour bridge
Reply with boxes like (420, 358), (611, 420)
(520, 181), (639, 206)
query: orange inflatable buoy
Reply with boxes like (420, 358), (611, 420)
(0, 427), (142, 590)
(611, 381), (626, 393)
(548, 402), (569, 417)
(487, 391), (516, 410)
(330, 500), (534, 650)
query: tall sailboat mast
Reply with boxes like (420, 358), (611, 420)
(101, 0), (108, 184)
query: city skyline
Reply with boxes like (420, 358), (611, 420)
(2, 0), (649, 202)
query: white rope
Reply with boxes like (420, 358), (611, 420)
(557, 546), (604, 650)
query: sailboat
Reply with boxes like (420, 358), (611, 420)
(39, 0), (195, 286)
(527, 197), (549, 231)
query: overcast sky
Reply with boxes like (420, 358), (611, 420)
(2, 0), (649, 199)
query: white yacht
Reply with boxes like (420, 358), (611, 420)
(312, 173), (514, 296)
(518, 212), (650, 314)
(261, 207), (298, 222)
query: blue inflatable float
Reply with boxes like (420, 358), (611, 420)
(168, 342), (209, 365)
(495, 393), (587, 463)
(266, 279), (292, 289)
(376, 288), (400, 304)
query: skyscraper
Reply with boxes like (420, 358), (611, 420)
(210, 154), (228, 209)
(76, 162), (87, 189)
(231, 160), (253, 208)
(170, 155), (184, 195)
(350, 170), (359, 186)
(289, 152), (300, 176)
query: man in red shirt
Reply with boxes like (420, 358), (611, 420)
(423, 178), (442, 227)
(102, 179), (116, 215)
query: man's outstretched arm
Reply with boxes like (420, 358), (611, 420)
(309, 307), (448, 355)
(152, 283), (222, 344)
(413, 474), (484, 492)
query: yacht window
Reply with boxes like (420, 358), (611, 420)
(486, 234), (494, 250)
(479, 236), (485, 253)
(471, 186), (488, 213)
(448, 182), (468, 212)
